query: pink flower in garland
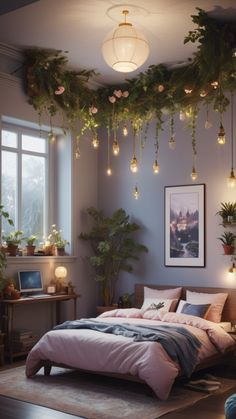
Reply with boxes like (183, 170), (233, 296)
(109, 96), (116, 104)
(122, 90), (129, 98)
(89, 106), (98, 115)
(54, 86), (65, 95)
(113, 89), (122, 98)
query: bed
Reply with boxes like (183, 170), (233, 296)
(25, 285), (236, 400)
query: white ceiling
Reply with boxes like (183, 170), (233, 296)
(1, 0), (236, 86)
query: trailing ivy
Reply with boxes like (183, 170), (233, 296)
(22, 8), (236, 140)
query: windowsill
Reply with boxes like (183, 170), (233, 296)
(6, 255), (77, 264)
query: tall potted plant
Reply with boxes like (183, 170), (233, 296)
(79, 207), (148, 306)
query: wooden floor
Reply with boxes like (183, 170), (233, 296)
(0, 362), (235, 419)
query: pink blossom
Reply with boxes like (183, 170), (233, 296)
(89, 106), (98, 114)
(122, 90), (129, 98)
(109, 96), (116, 104)
(113, 89), (122, 98)
(55, 86), (65, 95)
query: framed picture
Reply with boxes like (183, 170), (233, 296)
(165, 184), (205, 267)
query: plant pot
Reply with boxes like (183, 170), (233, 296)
(7, 244), (18, 256)
(223, 244), (234, 255)
(26, 245), (36, 256)
(56, 247), (65, 256)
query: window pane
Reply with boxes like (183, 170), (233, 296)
(2, 130), (17, 148)
(22, 154), (46, 241)
(1, 150), (17, 234)
(22, 134), (46, 153)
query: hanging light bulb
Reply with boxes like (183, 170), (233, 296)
(152, 159), (159, 174)
(179, 110), (186, 121)
(132, 185), (140, 200)
(217, 122), (226, 144)
(191, 166), (198, 181)
(92, 135), (99, 149)
(227, 94), (236, 187)
(200, 90), (207, 98)
(75, 148), (81, 159)
(228, 262), (236, 274)
(102, 9), (149, 73)
(211, 81), (219, 89)
(168, 136), (176, 150)
(130, 155), (138, 173)
(122, 125), (128, 137)
(112, 139), (120, 155)
(106, 167), (112, 176)
(48, 131), (56, 143)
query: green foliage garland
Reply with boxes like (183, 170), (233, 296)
(22, 8), (236, 140)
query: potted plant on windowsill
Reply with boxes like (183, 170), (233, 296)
(2, 230), (24, 256)
(25, 235), (37, 256)
(79, 207), (148, 307)
(47, 224), (69, 256)
(218, 231), (236, 255)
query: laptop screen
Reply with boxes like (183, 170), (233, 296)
(18, 270), (43, 294)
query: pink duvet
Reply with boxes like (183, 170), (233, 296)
(25, 310), (235, 400)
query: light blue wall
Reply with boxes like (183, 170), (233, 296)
(98, 101), (236, 300)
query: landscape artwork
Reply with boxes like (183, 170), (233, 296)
(165, 184), (205, 267)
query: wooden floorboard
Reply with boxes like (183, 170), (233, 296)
(0, 361), (235, 418)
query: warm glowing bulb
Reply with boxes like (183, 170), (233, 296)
(133, 186), (140, 200)
(152, 159), (159, 174)
(130, 155), (138, 173)
(75, 148), (81, 159)
(179, 110), (186, 121)
(184, 87), (192, 94)
(211, 81), (219, 89)
(228, 169), (236, 187)
(92, 136), (99, 149)
(191, 167), (198, 181)
(168, 136), (176, 150)
(200, 90), (207, 97)
(112, 140), (120, 155)
(48, 132), (56, 143)
(205, 120), (212, 129)
(217, 123), (226, 145)
(107, 167), (112, 176)
(228, 263), (236, 274)
(123, 125), (128, 137)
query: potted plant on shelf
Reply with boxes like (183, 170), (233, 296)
(25, 235), (37, 256)
(79, 207), (148, 307)
(2, 230), (24, 256)
(216, 202), (236, 224)
(218, 231), (236, 255)
(47, 224), (69, 256)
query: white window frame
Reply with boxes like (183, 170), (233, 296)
(0, 121), (55, 239)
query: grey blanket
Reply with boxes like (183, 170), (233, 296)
(54, 318), (202, 376)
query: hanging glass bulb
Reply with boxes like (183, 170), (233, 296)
(112, 140), (120, 155)
(168, 136), (176, 150)
(132, 185), (140, 200)
(228, 169), (236, 187)
(191, 167), (198, 181)
(106, 167), (112, 176)
(130, 155), (138, 173)
(92, 135), (99, 149)
(122, 125), (128, 137)
(205, 119), (212, 129)
(184, 87), (192, 94)
(211, 81), (219, 89)
(48, 131), (56, 143)
(179, 110), (186, 121)
(200, 90), (207, 98)
(152, 159), (159, 174)
(217, 122), (226, 144)
(75, 148), (81, 159)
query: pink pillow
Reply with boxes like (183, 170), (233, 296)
(98, 308), (142, 319)
(142, 307), (168, 320)
(186, 290), (228, 323)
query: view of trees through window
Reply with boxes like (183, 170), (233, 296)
(1, 127), (48, 245)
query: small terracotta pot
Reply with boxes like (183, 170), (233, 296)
(26, 245), (36, 256)
(223, 244), (234, 255)
(7, 244), (18, 256)
(56, 247), (65, 256)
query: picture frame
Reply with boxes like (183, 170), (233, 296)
(164, 184), (205, 267)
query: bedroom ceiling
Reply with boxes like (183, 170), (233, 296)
(0, 0), (236, 86)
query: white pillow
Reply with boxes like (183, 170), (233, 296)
(141, 297), (177, 312)
(143, 286), (182, 311)
(186, 290), (228, 323)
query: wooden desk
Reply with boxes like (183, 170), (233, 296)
(0, 293), (79, 362)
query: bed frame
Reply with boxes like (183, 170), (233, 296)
(42, 284), (236, 381)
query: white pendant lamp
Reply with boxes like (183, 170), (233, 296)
(102, 10), (150, 73)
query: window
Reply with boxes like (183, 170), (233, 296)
(1, 123), (52, 244)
